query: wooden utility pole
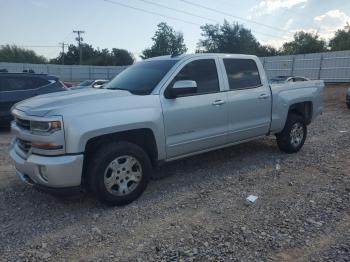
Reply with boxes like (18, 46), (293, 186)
(58, 42), (68, 65)
(73, 30), (85, 65)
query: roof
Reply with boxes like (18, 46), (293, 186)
(0, 72), (58, 80)
(145, 53), (259, 61)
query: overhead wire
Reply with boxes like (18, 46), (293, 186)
(103, 0), (282, 39)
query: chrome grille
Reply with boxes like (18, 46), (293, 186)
(15, 117), (30, 130)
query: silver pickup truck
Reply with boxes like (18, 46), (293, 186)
(9, 54), (324, 205)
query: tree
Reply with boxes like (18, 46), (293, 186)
(329, 23), (350, 51)
(257, 45), (280, 57)
(197, 21), (280, 56)
(141, 22), (187, 59)
(50, 44), (134, 66)
(281, 31), (327, 55)
(0, 45), (47, 63)
(111, 48), (135, 65)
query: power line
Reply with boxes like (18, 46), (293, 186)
(179, 0), (288, 33)
(0, 45), (60, 48)
(102, 0), (201, 26)
(137, 0), (217, 23)
(138, 0), (280, 38)
(102, 0), (280, 39)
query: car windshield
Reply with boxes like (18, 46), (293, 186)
(78, 80), (94, 86)
(105, 59), (178, 95)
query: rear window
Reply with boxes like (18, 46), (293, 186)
(223, 59), (261, 90)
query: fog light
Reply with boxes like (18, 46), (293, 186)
(32, 141), (63, 150)
(38, 165), (48, 182)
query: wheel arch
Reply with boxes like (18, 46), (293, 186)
(82, 128), (158, 185)
(288, 101), (313, 125)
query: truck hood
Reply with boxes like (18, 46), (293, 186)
(15, 88), (134, 117)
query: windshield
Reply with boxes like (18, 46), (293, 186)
(105, 59), (178, 95)
(78, 80), (94, 86)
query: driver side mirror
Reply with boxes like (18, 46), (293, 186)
(169, 80), (197, 98)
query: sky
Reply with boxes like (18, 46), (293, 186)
(1, 0), (350, 59)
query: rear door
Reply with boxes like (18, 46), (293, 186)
(160, 58), (228, 159)
(220, 58), (271, 142)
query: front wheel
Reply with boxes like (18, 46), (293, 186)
(87, 142), (152, 206)
(276, 113), (307, 154)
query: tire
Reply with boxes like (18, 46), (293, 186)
(86, 141), (152, 206)
(347, 103), (350, 110)
(276, 113), (307, 154)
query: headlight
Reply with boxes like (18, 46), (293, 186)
(30, 120), (61, 133)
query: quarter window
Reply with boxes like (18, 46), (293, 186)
(223, 59), (261, 90)
(173, 59), (220, 95)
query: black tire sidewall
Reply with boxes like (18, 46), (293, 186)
(87, 142), (151, 206)
(277, 114), (307, 153)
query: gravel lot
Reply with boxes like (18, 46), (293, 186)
(0, 85), (349, 261)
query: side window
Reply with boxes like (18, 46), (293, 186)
(3, 77), (32, 91)
(0, 76), (8, 91)
(173, 59), (220, 95)
(32, 77), (50, 88)
(223, 59), (261, 90)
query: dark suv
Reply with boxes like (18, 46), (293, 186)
(0, 73), (66, 126)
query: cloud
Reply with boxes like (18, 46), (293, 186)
(283, 18), (294, 30)
(251, 0), (307, 16)
(30, 0), (49, 9)
(261, 10), (350, 48)
(313, 9), (350, 39)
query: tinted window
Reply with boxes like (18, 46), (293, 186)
(78, 80), (94, 86)
(223, 59), (261, 90)
(33, 77), (50, 87)
(0, 77), (36, 91)
(173, 59), (219, 95)
(106, 60), (178, 95)
(295, 77), (306, 82)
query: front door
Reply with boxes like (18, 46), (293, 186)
(160, 58), (228, 159)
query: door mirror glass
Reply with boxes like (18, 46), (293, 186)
(170, 80), (197, 98)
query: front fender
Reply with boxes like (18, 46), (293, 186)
(63, 108), (166, 160)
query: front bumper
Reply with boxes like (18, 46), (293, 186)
(10, 143), (84, 188)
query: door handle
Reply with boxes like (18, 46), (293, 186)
(258, 94), (269, 100)
(212, 100), (225, 106)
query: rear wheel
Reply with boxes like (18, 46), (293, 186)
(276, 113), (307, 154)
(87, 141), (151, 206)
(347, 103), (350, 110)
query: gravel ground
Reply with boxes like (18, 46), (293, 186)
(0, 85), (349, 262)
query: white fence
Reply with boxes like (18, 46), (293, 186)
(260, 50), (350, 82)
(0, 63), (128, 82)
(1, 50), (350, 82)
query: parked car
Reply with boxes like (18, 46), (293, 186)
(346, 88), (350, 109)
(0, 73), (66, 127)
(9, 54), (324, 205)
(63, 81), (74, 88)
(270, 76), (310, 83)
(76, 79), (109, 89)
